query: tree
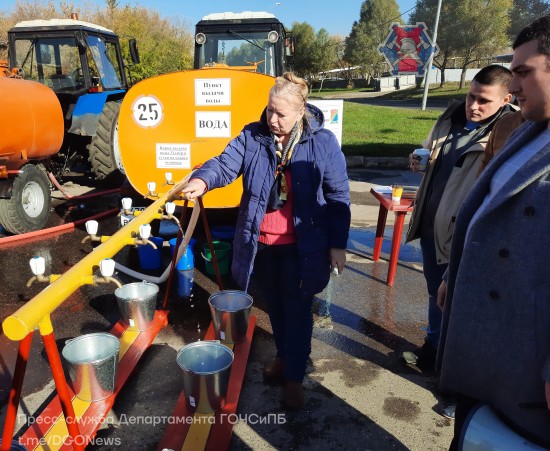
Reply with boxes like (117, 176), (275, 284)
(452, 0), (512, 88)
(411, 0), (511, 87)
(344, 0), (402, 81)
(290, 21), (317, 79)
(508, 0), (550, 41)
(91, 5), (193, 81)
(310, 29), (339, 90)
(105, 0), (120, 11)
(290, 22), (341, 86)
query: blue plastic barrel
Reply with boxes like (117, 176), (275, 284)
(211, 226), (236, 242)
(137, 236), (164, 270)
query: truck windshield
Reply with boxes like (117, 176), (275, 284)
(13, 37), (84, 91)
(85, 35), (123, 89)
(197, 30), (277, 76)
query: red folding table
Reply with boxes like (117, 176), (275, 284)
(370, 187), (415, 286)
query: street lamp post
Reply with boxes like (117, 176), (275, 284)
(421, 0), (443, 110)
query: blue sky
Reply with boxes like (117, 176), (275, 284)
(2, 0), (417, 37)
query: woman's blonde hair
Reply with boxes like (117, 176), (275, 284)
(271, 72), (309, 114)
(269, 72), (311, 124)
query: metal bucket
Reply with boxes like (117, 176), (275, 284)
(208, 290), (253, 343)
(115, 281), (158, 331)
(176, 341), (234, 413)
(62, 332), (120, 402)
(461, 403), (546, 450)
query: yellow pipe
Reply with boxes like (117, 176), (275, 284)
(2, 173), (194, 341)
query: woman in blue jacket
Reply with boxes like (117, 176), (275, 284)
(182, 72), (351, 410)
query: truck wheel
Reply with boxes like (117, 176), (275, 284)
(0, 165), (51, 234)
(87, 101), (125, 186)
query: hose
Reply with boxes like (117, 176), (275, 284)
(113, 202), (201, 284)
(48, 171), (120, 200)
(0, 208), (119, 246)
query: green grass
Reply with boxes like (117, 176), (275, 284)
(381, 82), (469, 101)
(313, 82), (468, 157)
(341, 102), (440, 157)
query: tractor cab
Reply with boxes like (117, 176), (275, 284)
(8, 19), (131, 93)
(7, 19), (138, 132)
(194, 11), (294, 77)
(6, 17), (140, 184)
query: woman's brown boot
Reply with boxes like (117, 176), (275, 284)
(262, 358), (284, 385)
(282, 380), (304, 411)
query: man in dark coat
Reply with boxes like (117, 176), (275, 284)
(437, 14), (550, 449)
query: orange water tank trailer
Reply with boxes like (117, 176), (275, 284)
(0, 77), (64, 168)
(0, 59), (11, 77)
(118, 69), (275, 208)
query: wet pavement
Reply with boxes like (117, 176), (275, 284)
(0, 168), (455, 450)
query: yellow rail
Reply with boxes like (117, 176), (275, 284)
(2, 174), (193, 341)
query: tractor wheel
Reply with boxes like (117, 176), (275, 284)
(0, 165), (51, 234)
(87, 101), (125, 186)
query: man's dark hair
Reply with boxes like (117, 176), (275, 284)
(472, 64), (513, 88)
(513, 14), (550, 55)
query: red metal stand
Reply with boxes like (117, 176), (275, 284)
(1, 333), (33, 450)
(157, 317), (256, 451)
(19, 311), (168, 450)
(370, 188), (414, 286)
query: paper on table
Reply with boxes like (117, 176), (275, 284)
(373, 185), (393, 194)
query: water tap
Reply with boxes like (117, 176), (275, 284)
(134, 224), (158, 249)
(146, 181), (158, 198)
(27, 256), (51, 287)
(162, 172), (174, 187)
(119, 197), (133, 216)
(93, 258), (122, 288)
(161, 201), (181, 227)
(81, 220), (101, 244)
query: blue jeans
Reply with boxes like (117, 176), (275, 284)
(420, 233), (448, 350)
(254, 243), (313, 382)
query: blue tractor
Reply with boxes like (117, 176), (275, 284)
(7, 15), (140, 185)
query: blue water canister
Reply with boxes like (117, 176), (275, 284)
(137, 236), (164, 270)
(177, 268), (194, 298)
(169, 238), (196, 297)
(169, 238), (196, 270)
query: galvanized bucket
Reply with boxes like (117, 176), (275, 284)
(62, 332), (120, 402)
(115, 281), (158, 331)
(461, 404), (546, 450)
(176, 341), (234, 413)
(208, 290), (253, 343)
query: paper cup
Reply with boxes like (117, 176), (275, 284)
(413, 148), (430, 171)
